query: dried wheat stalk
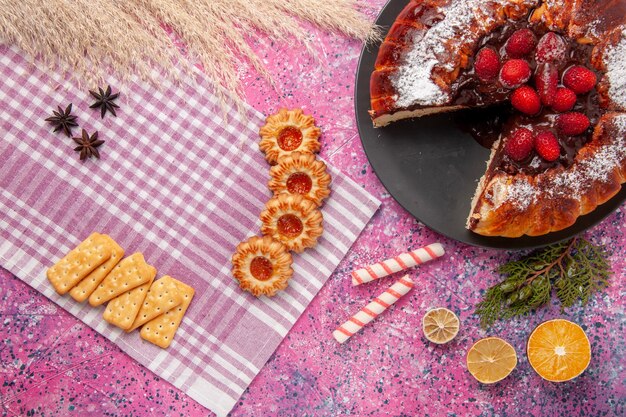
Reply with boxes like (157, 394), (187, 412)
(0, 0), (377, 104)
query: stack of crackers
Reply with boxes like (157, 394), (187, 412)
(46, 232), (194, 348)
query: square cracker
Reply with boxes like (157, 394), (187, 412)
(47, 232), (113, 295)
(103, 276), (154, 330)
(88, 252), (157, 307)
(127, 275), (185, 332)
(140, 281), (195, 349)
(69, 236), (124, 302)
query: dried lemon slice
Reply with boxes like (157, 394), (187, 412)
(527, 319), (591, 382)
(422, 307), (460, 344)
(466, 337), (517, 384)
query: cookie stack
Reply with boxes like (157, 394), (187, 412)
(231, 109), (332, 297)
(46, 232), (194, 348)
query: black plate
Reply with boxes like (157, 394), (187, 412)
(354, 0), (626, 250)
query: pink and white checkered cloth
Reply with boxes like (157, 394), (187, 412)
(0, 45), (379, 417)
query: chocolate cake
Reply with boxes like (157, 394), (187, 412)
(369, 0), (626, 237)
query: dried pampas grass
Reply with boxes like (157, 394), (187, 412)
(0, 0), (377, 103)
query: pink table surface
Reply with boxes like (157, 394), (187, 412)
(1, 1), (625, 416)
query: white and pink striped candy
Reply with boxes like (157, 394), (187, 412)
(333, 275), (414, 344)
(351, 243), (444, 286)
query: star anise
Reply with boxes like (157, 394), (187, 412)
(89, 85), (120, 118)
(44, 103), (78, 137)
(73, 129), (104, 160)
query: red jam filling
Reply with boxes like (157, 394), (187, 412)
(286, 172), (313, 195)
(277, 214), (303, 238)
(250, 256), (273, 281)
(277, 126), (303, 151)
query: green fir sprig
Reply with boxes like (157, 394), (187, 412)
(475, 237), (611, 329)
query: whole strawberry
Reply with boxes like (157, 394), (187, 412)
(474, 47), (500, 81)
(535, 32), (566, 63)
(505, 128), (534, 161)
(499, 59), (531, 88)
(511, 86), (541, 115)
(535, 63), (558, 106)
(552, 87), (577, 113)
(505, 28), (537, 58)
(563, 65), (597, 94)
(557, 112), (590, 136)
(534, 131), (561, 162)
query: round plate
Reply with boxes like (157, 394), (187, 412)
(354, 0), (626, 250)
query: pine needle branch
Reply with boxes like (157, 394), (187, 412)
(475, 236), (612, 329)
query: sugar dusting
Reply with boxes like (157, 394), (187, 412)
(586, 19), (602, 39)
(498, 114), (626, 210)
(499, 178), (537, 211)
(604, 27), (626, 109)
(392, 57), (444, 107)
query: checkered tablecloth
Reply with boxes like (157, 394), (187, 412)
(0, 45), (379, 417)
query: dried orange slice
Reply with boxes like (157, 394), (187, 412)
(422, 307), (460, 344)
(527, 319), (591, 382)
(466, 337), (517, 384)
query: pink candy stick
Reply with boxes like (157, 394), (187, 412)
(351, 243), (444, 286)
(333, 275), (414, 344)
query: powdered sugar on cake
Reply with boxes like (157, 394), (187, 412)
(585, 19), (603, 40)
(603, 27), (626, 109)
(498, 179), (537, 211)
(495, 114), (626, 211)
(392, 56), (444, 107)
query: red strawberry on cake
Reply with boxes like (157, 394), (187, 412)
(474, 48), (500, 81)
(535, 63), (558, 106)
(534, 131), (561, 162)
(511, 86), (541, 115)
(505, 128), (534, 161)
(563, 66), (597, 94)
(506, 29), (537, 57)
(535, 32), (567, 64)
(499, 59), (532, 89)
(557, 112), (591, 136)
(552, 87), (577, 113)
